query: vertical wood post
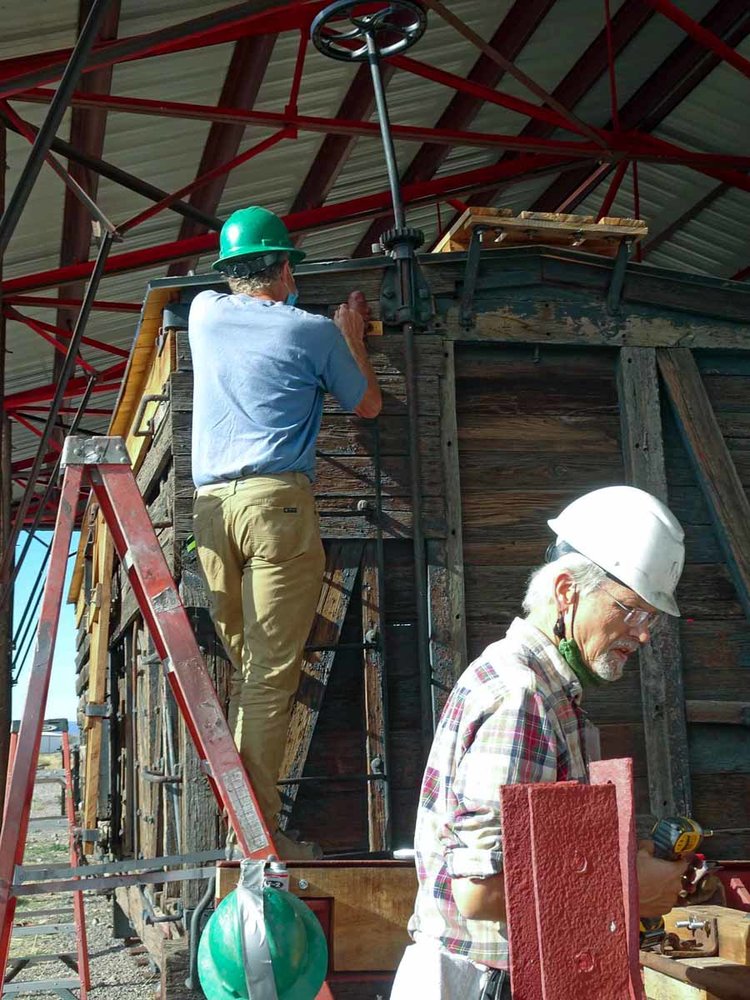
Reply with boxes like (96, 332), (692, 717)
(658, 347), (750, 621)
(616, 347), (691, 816)
(433, 340), (467, 720)
(362, 541), (390, 850)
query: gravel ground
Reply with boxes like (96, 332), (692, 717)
(8, 773), (160, 999)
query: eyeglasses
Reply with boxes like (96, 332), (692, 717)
(598, 584), (662, 631)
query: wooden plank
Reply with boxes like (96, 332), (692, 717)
(361, 542), (389, 852)
(216, 862), (417, 972)
(433, 206), (647, 256)
(442, 303), (750, 351)
(686, 700), (750, 726)
(658, 348), (750, 620)
(643, 966), (720, 1000)
(617, 346), (691, 817)
(438, 341), (467, 691)
(426, 540), (462, 725)
(642, 955), (750, 1000)
(278, 542), (363, 830)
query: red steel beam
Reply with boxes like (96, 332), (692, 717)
(3, 295), (140, 313)
(421, 0), (603, 146)
(452, 0), (656, 222)
(117, 127), (292, 234)
(4, 310), (97, 374)
(0, 0), (324, 99)
(19, 86), (609, 154)
(389, 52), (590, 136)
(352, 0), (559, 257)
(2, 153), (582, 295)
(288, 61), (395, 221)
(643, 0), (750, 79)
(168, 32), (277, 277)
(3, 308), (129, 358)
(3, 361), (126, 411)
(532, 0), (750, 212)
(731, 265), (750, 281)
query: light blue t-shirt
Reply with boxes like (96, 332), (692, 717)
(189, 290), (367, 487)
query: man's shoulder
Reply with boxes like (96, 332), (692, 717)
(458, 635), (551, 706)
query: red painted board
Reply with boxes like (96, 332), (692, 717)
(528, 783), (631, 1000)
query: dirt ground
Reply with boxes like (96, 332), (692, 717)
(8, 761), (160, 999)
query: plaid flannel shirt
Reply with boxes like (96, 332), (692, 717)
(408, 617), (592, 968)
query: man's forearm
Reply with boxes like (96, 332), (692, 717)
(452, 873), (506, 923)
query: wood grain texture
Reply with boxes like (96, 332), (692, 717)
(361, 543), (389, 851)
(617, 346), (690, 817)
(658, 348), (750, 620)
(279, 542), (363, 830)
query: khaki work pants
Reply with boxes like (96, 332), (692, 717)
(193, 473), (325, 826)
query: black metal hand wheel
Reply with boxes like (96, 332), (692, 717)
(311, 0), (427, 62)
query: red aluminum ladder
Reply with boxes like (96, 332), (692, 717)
(0, 436), (276, 994)
(3, 721), (91, 999)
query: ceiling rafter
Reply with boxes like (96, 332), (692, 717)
(351, 0), (559, 258)
(641, 181), (729, 257)
(55, 0), (121, 346)
(288, 61), (395, 227)
(531, 0), (750, 213)
(447, 0), (655, 228)
(168, 32), (278, 277)
(0, 0), (317, 99)
(2, 152), (581, 296)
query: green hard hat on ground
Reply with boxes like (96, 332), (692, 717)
(198, 885), (328, 1000)
(213, 206), (306, 272)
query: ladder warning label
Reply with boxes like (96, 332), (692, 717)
(223, 767), (268, 853)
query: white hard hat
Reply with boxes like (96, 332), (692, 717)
(547, 486), (685, 616)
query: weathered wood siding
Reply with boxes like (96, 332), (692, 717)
(455, 342), (750, 855)
(664, 351), (750, 859)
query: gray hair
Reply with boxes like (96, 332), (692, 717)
(227, 258), (286, 297)
(522, 552), (607, 616)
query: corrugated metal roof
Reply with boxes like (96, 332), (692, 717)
(2, 0), (749, 486)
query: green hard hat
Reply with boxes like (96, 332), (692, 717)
(213, 206), (306, 272)
(197, 886), (328, 1000)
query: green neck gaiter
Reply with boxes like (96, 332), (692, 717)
(558, 637), (603, 688)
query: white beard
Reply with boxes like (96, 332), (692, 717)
(590, 652), (626, 683)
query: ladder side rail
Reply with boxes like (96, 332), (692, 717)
(2, 733), (18, 825)
(88, 462), (274, 859)
(61, 730), (90, 994)
(0, 464), (84, 991)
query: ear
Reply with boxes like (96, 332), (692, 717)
(553, 570), (578, 612)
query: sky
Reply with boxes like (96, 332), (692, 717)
(12, 529), (80, 723)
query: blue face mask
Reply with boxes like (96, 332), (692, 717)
(285, 291), (299, 307)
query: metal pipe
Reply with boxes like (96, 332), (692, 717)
(0, 0), (114, 256)
(185, 876), (216, 991)
(366, 32), (405, 230)
(0, 233), (113, 611)
(361, 17), (432, 749)
(9, 377), (95, 607)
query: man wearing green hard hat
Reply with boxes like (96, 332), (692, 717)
(189, 206), (382, 860)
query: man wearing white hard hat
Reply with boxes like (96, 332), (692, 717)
(391, 486), (691, 1000)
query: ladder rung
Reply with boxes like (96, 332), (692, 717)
(13, 923), (75, 937)
(13, 909), (73, 920)
(3, 979), (80, 995)
(7, 952), (76, 965)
